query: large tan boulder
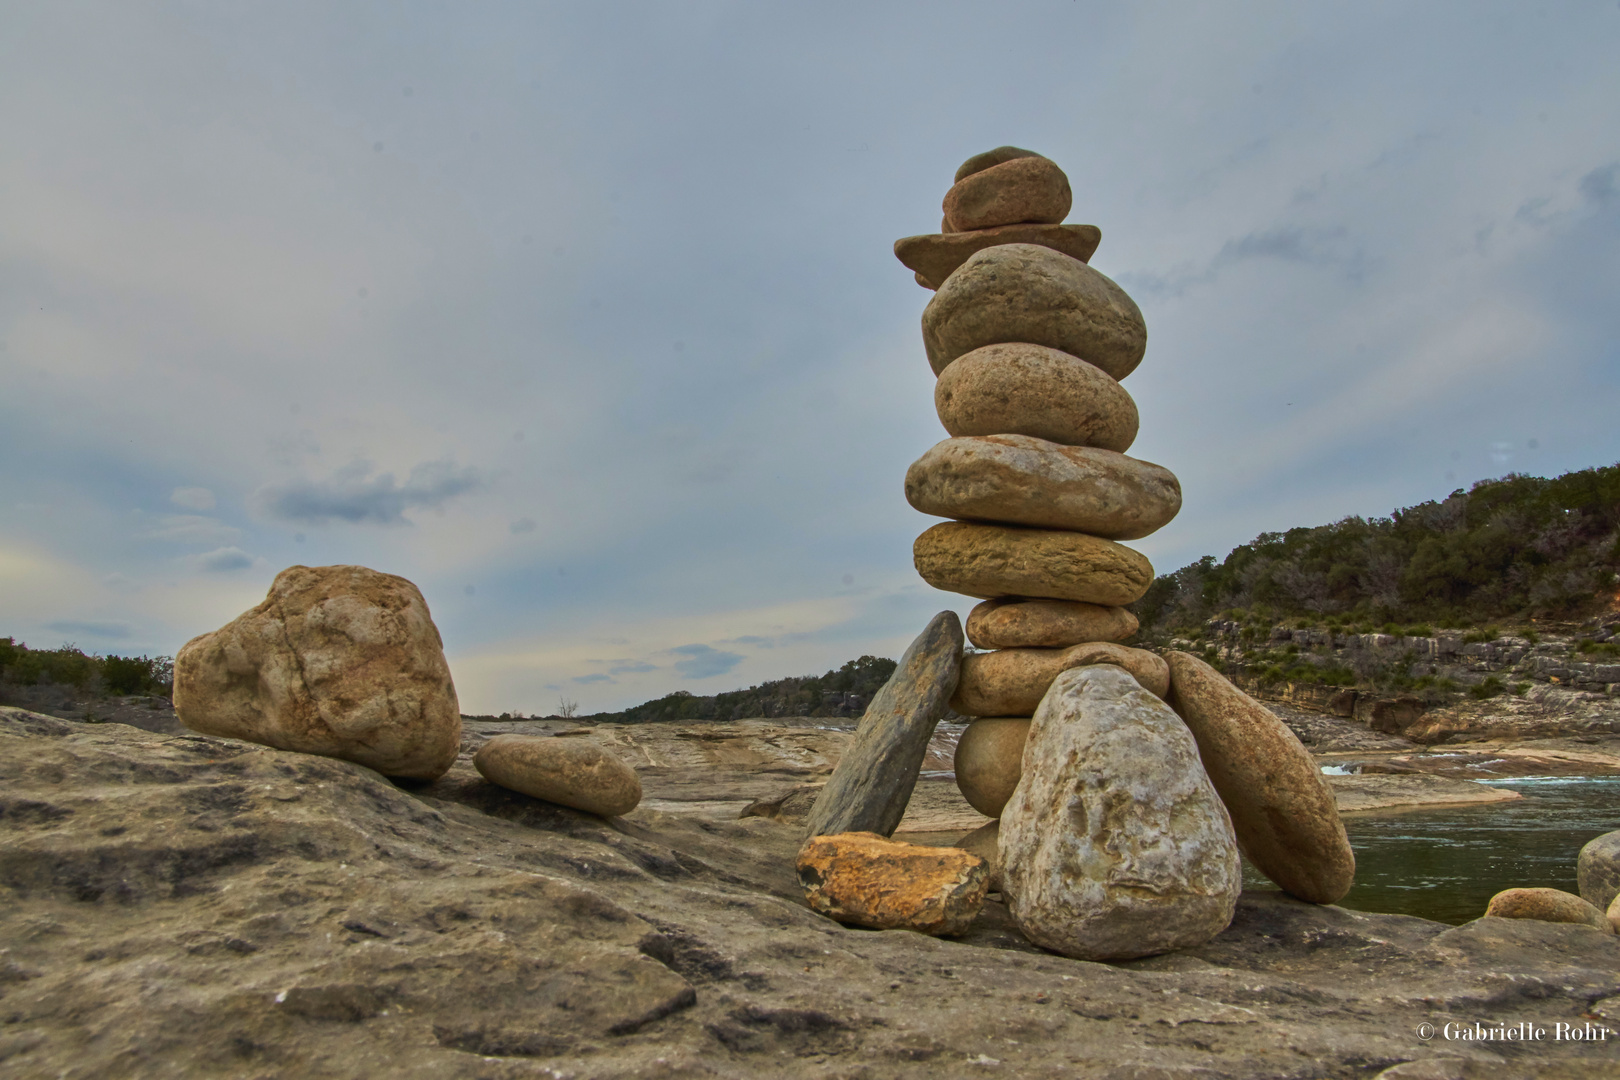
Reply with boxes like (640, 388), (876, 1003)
(896, 225), (1101, 291)
(1578, 830), (1620, 911)
(797, 832), (988, 936)
(1000, 666), (1240, 960)
(913, 521), (1153, 606)
(953, 717), (1030, 817)
(1485, 888), (1612, 933)
(952, 643), (1169, 717)
(921, 244), (1146, 380)
(934, 342), (1138, 452)
(174, 565), (461, 781)
(1163, 651), (1354, 904)
(966, 598), (1137, 649)
(954, 145), (1042, 182)
(905, 436), (1180, 541)
(474, 734), (642, 817)
(942, 156), (1071, 233)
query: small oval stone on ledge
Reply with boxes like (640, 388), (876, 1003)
(1485, 887), (1613, 933)
(796, 832), (989, 936)
(474, 733), (642, 817)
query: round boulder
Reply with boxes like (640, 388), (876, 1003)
(966, 598), (1137, 650)
(1578, 830), (1620, 911)
(174, 564), (461, 781)
(953, 717), (1031, 818)
(474, 733), (642, 817)
(905, 435), (1180, 541)
(952, 643), (1169, 717)
(913, 521), (1153, 606)
(921, 244), (1146, 381)
(1163, 651), (1354, 904)
(1485, 888), (1612, 933)
(942, 155), (1071, 233)
(934, 342), (1138, 452)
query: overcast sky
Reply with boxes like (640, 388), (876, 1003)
(3, 2), (1617, 714)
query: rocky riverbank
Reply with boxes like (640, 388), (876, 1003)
(6, 704), (1620, 1078)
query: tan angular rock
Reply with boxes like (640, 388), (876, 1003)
(952, 643), (1169, 717)
(796, 832), (988, 936)
(934, 342), (1138, 451)
(953, 717), (1031, 818)
(953, 820), (1002, 891)
(1485, 888), (1612, 933)
(966, 598), (1138, 650)
(1000, 666), (1241, 960)
(1164, 651), (1354, 904)
(896, 224), (1102, 291)
(954, 145), (1042, 183)
(914, 521), (1153, 606)
(921, 244), (1146, 380)
(174, 565), (461, 781)
(474, 733), (642, 817)
(906, 435), (1181, 541)
(942, 156), (1071, 233)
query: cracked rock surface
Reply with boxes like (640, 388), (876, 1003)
(3, 705), (1619, 1078)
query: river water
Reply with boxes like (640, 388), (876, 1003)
(1244, 776), (1620, 925)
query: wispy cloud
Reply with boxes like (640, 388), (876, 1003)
(257, 459), (482, 526)
(137, 515), (241, 545)
(669, 643), (744, 679)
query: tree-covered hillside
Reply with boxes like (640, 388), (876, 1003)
(563, 655), (900, 724)
(1133, 465), (1620, 635)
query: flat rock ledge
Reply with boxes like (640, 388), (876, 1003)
(4, 705), (1620, 1078)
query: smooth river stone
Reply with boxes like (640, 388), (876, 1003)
(174, 564), (461, 781)
(803, 612), (962, 839)
(953, 717), (1031, 818)
(797, 832), (988, 936)
(1578, 830), (1620, 911)
(897, 224), (1102, 291)
(905, 435), (1181, 541)
(913, 521), (1153, 606)
(1484, 888), (1612, 933)
(474, 733), (642, 817)
(954, 145), (1042, 183)
(952, 643), (1170, 717)
(1000, 666), (1241, 961)
(921, 244), (1146, 380)
(934, 342), (1138, 452)
(967, 598), (1138, 650)
(1164, 651), (1355, 904)
(953, 820), (1002, 891)
(942, 156), (1071, 233)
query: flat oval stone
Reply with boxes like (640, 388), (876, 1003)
(896, 224), (1101, 291)
(1579, 830), (1620, 911)
(953, 717), (1030, 818)
(913, 521), (1153, 606)
(955, 145), (1042, 183)
(952, 643), (1170, 717)
(474, 733), (642, 817)
(1164, 651), (1354, 904)
(967, 598), (1138, 649)
(942, 156), (1071, 233)
(921, 244), (1146, 380)
(797, 832), (988, 936)
(906, 435), (1180, 541)
(934, 342), (1137, 451)
(1000, 666), (1241, 961)
(1485, 888), (1611, 933)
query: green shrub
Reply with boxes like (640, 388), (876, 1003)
(1469, 675), (1506, 700)
(1522, 630), (1540, 644)
(1404, 625), (1435, 638)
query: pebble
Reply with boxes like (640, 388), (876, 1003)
(905, 435), (1181, 541)
(921, 244), (1147, 381)
(913, 521), (1153, 606)
(474, 733), (642, 817)
(934, 342), (1138, 451)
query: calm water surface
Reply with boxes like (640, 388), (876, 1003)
(1244, 776), (1620, 924)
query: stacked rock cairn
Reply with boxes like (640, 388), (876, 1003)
(894, 147), (1357, 960)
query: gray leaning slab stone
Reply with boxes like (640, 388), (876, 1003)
(803, 611), (963, 839)
(1579, 830), (1620, 911)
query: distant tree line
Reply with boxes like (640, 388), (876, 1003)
(0, 638), (174, 696)
(574, 655), (900, 724)
(1132, 465), (1620, 634)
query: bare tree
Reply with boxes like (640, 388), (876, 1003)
(557, 697), (579, 719)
